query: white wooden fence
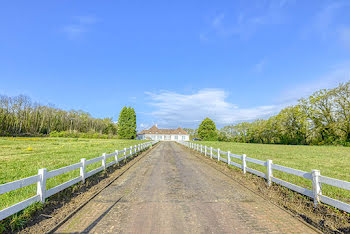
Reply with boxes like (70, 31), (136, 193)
(179, 141), (350, 214)
(0, 141), (157, 221)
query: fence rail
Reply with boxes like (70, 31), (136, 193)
(179, 141), (350, 214)
(0, 141), (157, 221)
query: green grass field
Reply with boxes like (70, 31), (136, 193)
(0, 137), (147, 211)
(192, 141), (350, 203)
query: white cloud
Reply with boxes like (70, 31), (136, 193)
(62, 16), (97, 39)
(144, 62), (350, 128)
(145, 89), (281, 128)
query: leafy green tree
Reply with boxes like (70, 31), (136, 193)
(0, 94), (118, 137)
(218, 131), (231, 142)
(332, 82), (350, 142)
(183, 128), (198, 139)
(198, 118), (218, 141)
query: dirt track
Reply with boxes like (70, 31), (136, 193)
(55, 142), (317, 233)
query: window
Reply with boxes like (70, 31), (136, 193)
(175, 135), (178, 140)
(182, 136), (186, 140)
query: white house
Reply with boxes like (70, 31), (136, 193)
(137, 125), (190, 141)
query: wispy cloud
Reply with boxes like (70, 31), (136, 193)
(303, 1), (350, 49)
(212, 13), (225, 29)
(280, 61), (350, 104)
(201, 0), (292, 41)
(145, 89), (281, 128)
(338, 26), (350, 50)
(199, 33), (208, 42)
(313, 2), (346, 36)
(62, 16), (98, 40)
(138, 122), (153, 131)
(253, 58), (268, 73)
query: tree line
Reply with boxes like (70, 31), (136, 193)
(188, 81), (350, 146)
(0, 94), (137, 139)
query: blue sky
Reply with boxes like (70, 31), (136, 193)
(1, 0), (350, 130)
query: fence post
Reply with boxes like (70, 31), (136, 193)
(227, 151), (231, 165)
(210, 147), (213, 159)
(312, 169), (321, 207)
(124, 147), (127, 160)
(102, 153), (106, 170)
(267, 160), (273, 186)
(218, 148), (220, 161)
(115, 150), (119, 165)
(242, 154), (247, 174)
(205, 146), (207, 156)
(200, 145), (203, 153)
(80, 158), (86, 183)
(37, 168), (47, 203)
(130, 146), (132, 157)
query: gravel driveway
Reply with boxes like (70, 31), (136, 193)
(56, 141), (317, 233)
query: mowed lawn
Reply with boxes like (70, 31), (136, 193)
(0, 137), (147, 210)
(193, 141), (350, 203)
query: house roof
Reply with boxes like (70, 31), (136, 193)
(138, 125), (189, 135)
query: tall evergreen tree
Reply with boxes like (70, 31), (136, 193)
(117, 106), (137, 139)
(198, 118), (218, 141)
(117, 107), (128, 138)
(129, 107), (137, 139)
